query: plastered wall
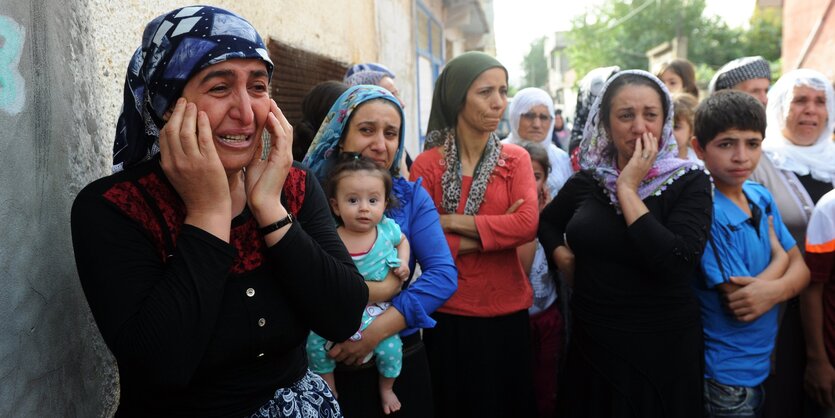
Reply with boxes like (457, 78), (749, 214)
(0, 0), (119, 416)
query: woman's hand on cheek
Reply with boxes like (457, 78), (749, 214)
(617, 132), (658, 192)
(246, 99), (294, 224)
(160, 98), (232, 237)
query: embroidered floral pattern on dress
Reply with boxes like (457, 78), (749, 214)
(103, 181), (169, 261)
(139, 171), (185, 246)
(231, 220), (265, 274)
(282, 167), (307, 216)
(104, 165), (309, 273)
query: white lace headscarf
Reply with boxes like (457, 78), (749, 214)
(503, 87), (554, 144)
(764, 68), (835, 183)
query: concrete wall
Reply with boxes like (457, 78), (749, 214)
(0, 0), (119, 416)
(0, 0), (398, 416)
(376, 0), (421, 158)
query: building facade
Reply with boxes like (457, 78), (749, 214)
(545, 31), (577, 129)
(782, 0), (835, 79)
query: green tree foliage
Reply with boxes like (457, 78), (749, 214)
(566, 0), (782, 85)
(743, 8), (782, 63)
(521, 36), (549, 88)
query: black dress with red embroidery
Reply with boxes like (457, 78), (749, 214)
(71, 156), (367, 417)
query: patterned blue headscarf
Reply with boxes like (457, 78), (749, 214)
(302, 85), (405, 184)
(112, 5), (274, 172)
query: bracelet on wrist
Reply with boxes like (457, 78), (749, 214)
(259, 213), (294, 236)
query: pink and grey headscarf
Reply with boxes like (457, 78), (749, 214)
(112, 5), (274, 173)
(579, 70), (701, 210)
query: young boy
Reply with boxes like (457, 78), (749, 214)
(692, 90), (811, 418)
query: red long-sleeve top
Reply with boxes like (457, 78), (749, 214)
(410, 143), (537, 317)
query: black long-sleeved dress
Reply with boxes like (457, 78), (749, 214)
(71, 158), (367, 417)
(538, 169), (712, 418)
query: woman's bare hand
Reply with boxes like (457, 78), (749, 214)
(159, 98), (231, 240)
(246, 100), (294, 225)
(617, 132), (658, 192)
(506, 198), (524, 214)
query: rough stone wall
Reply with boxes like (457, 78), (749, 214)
(0, 0), (119, 416)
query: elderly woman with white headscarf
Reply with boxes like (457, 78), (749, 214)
(749, 68), (835, 418)
(502, 87), (573, 198)
(752, 68), (835, 249)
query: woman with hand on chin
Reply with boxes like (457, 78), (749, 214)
(539, 70), (711, 417)
(71, 6), (366, 417)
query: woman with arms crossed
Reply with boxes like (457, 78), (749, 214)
(410, 51), (539, 418)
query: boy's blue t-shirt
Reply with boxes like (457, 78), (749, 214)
(694, 180), (796, 387)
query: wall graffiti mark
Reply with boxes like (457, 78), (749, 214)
(0, 15), (25, 115)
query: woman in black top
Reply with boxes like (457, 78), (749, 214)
(71, 6), (366, 417)
(539, 70), (711, 417)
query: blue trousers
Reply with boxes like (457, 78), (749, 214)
(704, 379), (765, 418)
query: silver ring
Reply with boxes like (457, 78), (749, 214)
(641, 153), (649, 159)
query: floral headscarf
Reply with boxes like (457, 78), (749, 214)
(763, 68), (835, 183)
(579, 70), (701, 210)
(424, 51), (508, 215)
(112, 5), (274, 173)
(503, 87), (555, 144)
(302, 85), (405, 184)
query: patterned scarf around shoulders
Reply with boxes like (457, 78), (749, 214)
(428, 128), (502, 215)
